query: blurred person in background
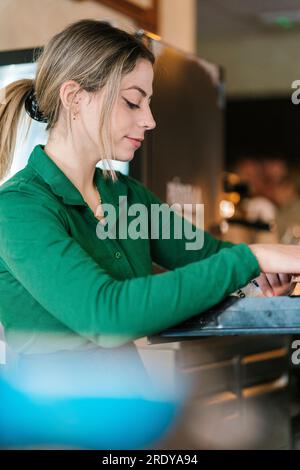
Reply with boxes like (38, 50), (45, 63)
(270, 174), (300, 244)
(234, 157), (277, 227)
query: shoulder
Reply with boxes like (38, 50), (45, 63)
(1, 164), (58, 203)
(0, 166), (67, 224)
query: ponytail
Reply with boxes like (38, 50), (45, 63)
(0, 79), (33, 181)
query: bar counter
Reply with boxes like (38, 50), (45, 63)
(144, 297), (300, 449)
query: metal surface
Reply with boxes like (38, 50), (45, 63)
(149, 296), (300, 343)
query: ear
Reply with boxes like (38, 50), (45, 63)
(59, 80), (82, 112)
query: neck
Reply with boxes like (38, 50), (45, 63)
(44, 137), (99, 196)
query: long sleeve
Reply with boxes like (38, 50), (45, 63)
(0, 188), (260, 348)
(124, 174), (236, 270)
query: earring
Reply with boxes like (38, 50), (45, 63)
(72, 98), (80, 120)
(72, 110), (79, 120)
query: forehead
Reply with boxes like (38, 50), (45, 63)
(121, 59), (154, 95)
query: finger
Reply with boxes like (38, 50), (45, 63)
(278, 273), (295, 295)
(265, 273), (281, 291)
(268, 273), (292, 296)
(254, 273), (274, 297)
(265, 273), (289, 296)
(278, 273), (291, 285)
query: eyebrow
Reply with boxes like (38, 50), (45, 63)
(123, 86), (152, 99)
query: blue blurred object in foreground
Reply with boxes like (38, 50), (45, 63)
(0, 344), (185, 449)
(0, 377), (179, 449)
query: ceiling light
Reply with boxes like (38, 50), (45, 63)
(258, 10), (300, 28)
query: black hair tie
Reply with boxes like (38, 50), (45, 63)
(24, 87), (48, 123)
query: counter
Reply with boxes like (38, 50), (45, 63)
(144, 297), (300, 449)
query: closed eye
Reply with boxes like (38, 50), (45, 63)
(123, 98), (140, 110)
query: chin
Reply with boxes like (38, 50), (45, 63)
(115, 150), (136, 162)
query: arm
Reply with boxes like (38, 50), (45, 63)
(123, 173), (235, 270)
(249, 244), (300, 273)
(0, 188), (260, 348)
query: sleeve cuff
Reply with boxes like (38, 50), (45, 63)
(234, 243), (261, 279)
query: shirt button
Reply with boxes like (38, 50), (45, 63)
(115, 251), (122, 259)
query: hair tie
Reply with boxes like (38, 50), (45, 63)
(24, 87), (48, 123)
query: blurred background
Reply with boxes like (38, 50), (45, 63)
(198, 0), (300, 247)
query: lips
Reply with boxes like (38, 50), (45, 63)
(125, 137), (143, 148)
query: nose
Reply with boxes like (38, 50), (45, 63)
(138, 106), (156, 131)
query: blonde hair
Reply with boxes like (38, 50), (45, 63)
(0, 20), (155, 182)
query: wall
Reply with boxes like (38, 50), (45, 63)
(0, 0), (134, 50)
(198, 30), (300, 97)
(0, 0), (197, 54)
(159, 0), (197, 54)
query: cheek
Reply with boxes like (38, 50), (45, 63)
(111, 106), (134, 140)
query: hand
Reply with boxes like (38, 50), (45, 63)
(249, 244), (300, 274)
(253, 272), (295, 297)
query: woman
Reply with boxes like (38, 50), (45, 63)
(0, 20), (299, 395)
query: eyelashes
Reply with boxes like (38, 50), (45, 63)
(123, 98), (140, 110)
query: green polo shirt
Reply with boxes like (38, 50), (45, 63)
(0, 145), (260, 353)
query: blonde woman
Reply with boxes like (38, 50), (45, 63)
(0, 20), (299, 393)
